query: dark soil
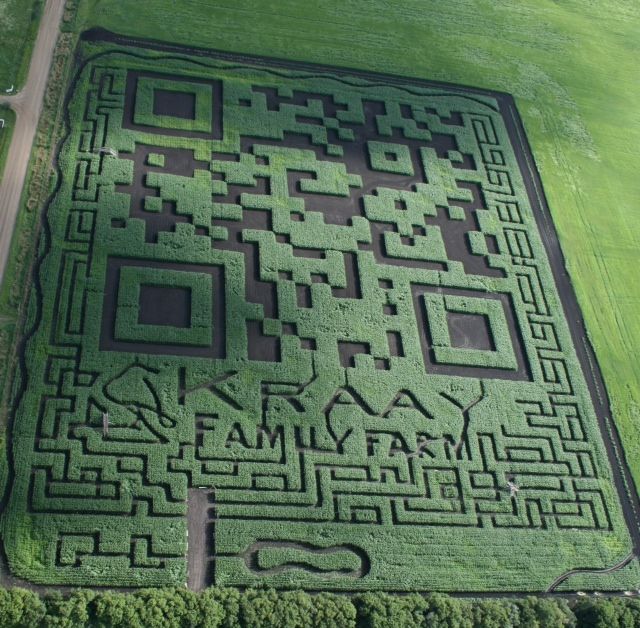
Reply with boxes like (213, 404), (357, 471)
(187, 488), (215, 591)
(447, 312), (493, 350)
(138, 285), (192, 327)
(153, 88), (196, 119)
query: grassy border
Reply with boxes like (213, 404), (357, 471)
(0, 31), (76, 419)
(0, 0), (45, 91)
(0, 106), (16, 186)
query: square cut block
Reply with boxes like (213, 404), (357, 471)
(134, 76), (213, 133)
(423, 292), (518, 370)
(367, 141), (414, 175)
(115, 266), (212, 346)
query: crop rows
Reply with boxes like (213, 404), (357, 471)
(1, 40), (634, 591)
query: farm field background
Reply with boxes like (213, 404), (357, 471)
(4, 33), (637, 591)
(0, 0), (44, 91)
(71, 0), (640, 506)
(2, 0), (639, 585)
(0, 0), (638, 596)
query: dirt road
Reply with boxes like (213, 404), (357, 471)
(0, 0), (66, 286)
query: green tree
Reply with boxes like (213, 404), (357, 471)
(0, 588), (46, 628)
(92, 591), (137, 627)
(424, 593), (472, 628)
(132, 588), (201, 628)
(573, 598), (622, 628)
(579, 598), (640, 628)
(199, 588), (241, 628)
(42, 589), (95, 628)
(472, 600), (517, 628)
(355, 592), (429, 628)
(311, 592), (356, 628)
(196, 588), (225, 628)
(517, 596), (575, 628)
(239, 588), (355, 628)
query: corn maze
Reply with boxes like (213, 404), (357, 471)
(2, 38), (637, 591)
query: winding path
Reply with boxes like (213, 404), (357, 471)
(0, 0), (66, 286)
(546, 552), (637, 593)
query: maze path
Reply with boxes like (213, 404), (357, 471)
(2, 42), (633, 591)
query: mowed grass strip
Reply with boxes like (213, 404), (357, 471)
(0, 106), (15, 186)
(0, 0), (44, 91)
(74, 0), (640, 493)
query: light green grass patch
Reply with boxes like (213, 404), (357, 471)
(0, 105), (16, 186)
(0, 0), (44, 91)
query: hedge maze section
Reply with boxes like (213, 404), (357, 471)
(2, 43), (635, 591)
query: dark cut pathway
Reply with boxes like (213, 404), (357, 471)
(187, 488), (216, 591)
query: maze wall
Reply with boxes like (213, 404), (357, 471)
(2, 43), (633, 591)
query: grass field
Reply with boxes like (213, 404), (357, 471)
(69, 0), (640, 509)
(0, 104), (17, 391)
(0, 0), (44, 91)
(0, 106), (15, 185)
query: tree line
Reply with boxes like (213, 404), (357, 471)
(0, 586), (639, 627)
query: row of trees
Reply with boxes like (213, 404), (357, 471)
(0, 586), (638, 627)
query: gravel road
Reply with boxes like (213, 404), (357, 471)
(0, 0), (66, 286)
